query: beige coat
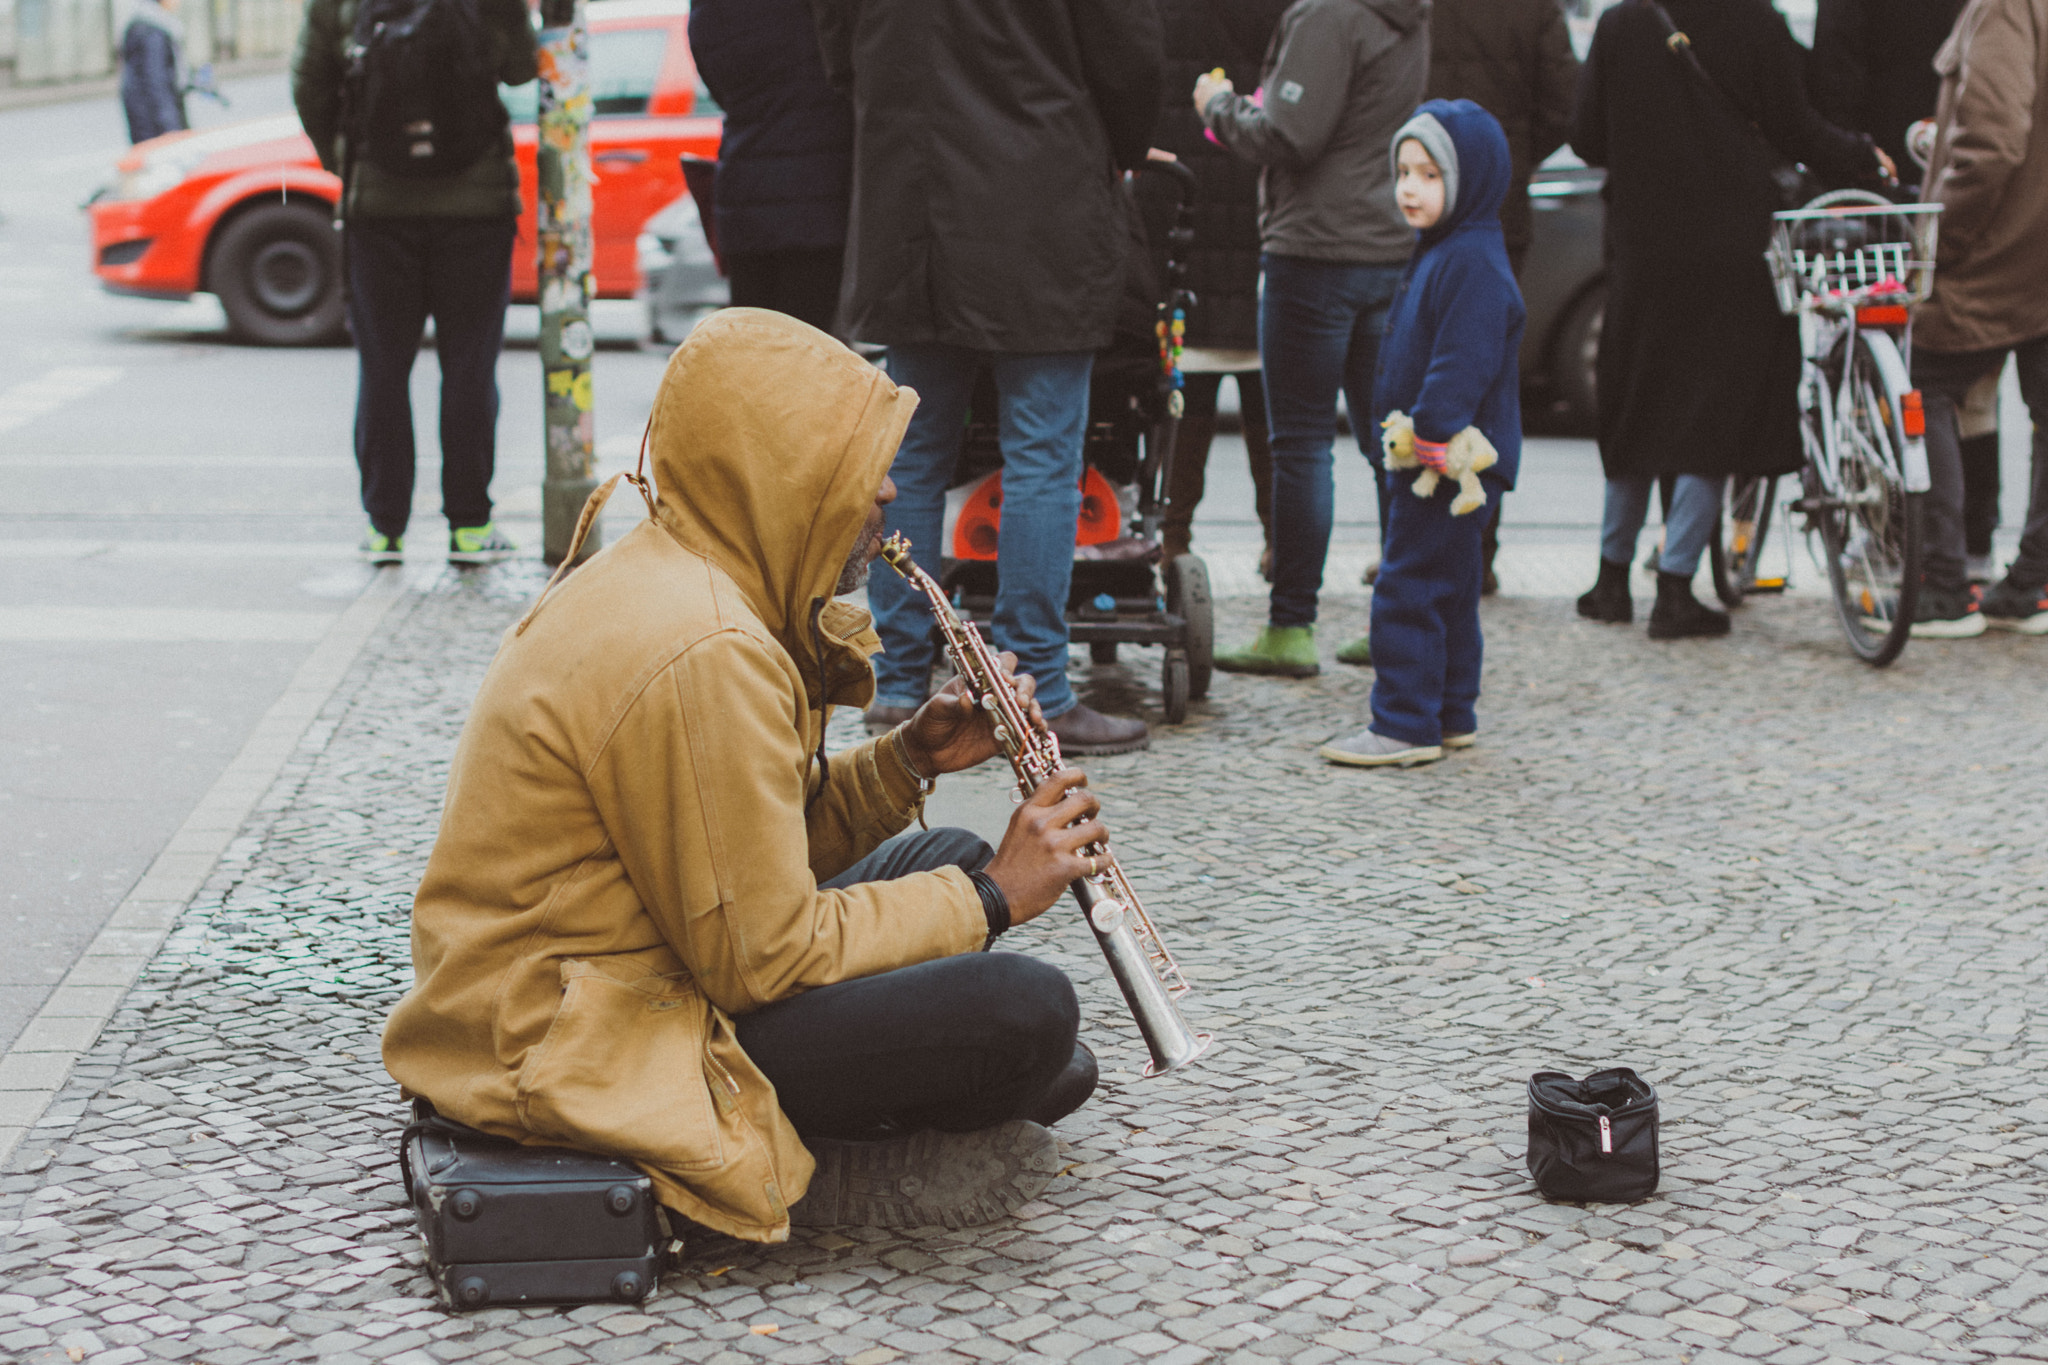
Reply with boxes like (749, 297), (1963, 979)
(382, 311), (987, 1243)
(1917, 0), (2048, 353)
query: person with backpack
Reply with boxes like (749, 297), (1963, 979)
(291, 0), (538, 566)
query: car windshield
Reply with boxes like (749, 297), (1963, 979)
(499, 26), (673, 122)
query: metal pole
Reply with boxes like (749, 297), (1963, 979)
(536, 0), (598, 566)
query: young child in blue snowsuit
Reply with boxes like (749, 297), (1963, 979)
(1321, 100), (1525, 768)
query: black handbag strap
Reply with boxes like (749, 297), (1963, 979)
(1638, 0), (1764, 141)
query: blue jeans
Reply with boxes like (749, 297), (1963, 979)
(1600, 475), (1721, 576)
(1370, 471), (1492, 746)
(868, 346), (1094, 718)
(1259, 254), (1406, 627)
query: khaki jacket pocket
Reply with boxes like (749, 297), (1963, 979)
(516, 957), (725, 1172)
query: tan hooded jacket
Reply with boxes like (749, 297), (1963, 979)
(1916, 0), (2048, 353)
(382, 311), (987, 1243)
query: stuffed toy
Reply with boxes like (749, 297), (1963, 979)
(1380, 410), (1498, 517)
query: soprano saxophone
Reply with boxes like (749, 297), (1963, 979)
(880, 534), (1213, 1076)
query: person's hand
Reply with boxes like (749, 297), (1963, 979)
(1145, 147), (1179, 163)
(1192, 70), (1232, 117)
(982, 770), (1105, 925)
(1413, 437), (1450, 475)
(898, 652), (1039, 777)
(1905, 119), (1937, 171)
(1873, 145), (1899, 187)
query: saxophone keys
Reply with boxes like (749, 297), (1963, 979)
(1088, 899), (1126, 934)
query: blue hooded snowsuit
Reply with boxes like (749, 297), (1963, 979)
(1367, 99), (1525, 747)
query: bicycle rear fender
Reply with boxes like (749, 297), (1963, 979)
(1860, 330), (1931, 493)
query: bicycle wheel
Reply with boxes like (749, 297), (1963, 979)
(1813, 332), (1921, 666)
(1709, 475), (1778, 607)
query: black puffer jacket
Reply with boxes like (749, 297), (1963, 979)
(1423, 0), (1579, 259)
(689, 0), (853, 256)
(813, 0), (1165, 353)
(1139, 0), (1292, 350)
(1809, 0), (1965, 172)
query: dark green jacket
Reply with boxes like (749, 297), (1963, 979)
(292, 0), (538, 219)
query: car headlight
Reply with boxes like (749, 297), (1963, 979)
(110, 151), (200, 202)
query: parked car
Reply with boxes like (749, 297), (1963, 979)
(638, 187), (728, 344)
(1520, 149), (1606, 430)
(87, 0), (719, 345)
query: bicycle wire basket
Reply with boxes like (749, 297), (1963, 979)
(1765, 201), (1943, 317)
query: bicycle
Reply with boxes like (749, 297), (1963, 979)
(1713, 190), (1942, 667)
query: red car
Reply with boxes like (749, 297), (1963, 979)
(88, 0), (719, 345)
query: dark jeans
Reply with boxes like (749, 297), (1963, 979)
(733, 829), (1082, 1140)
(1163, 370), (1272, 558)
(727, 246), (844, 336)
(1259, 254), (1405, 627)
(346, 216), (515, 540)
(1915, 336), (2048, 592)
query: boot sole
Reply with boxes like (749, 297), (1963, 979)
(1055, 732), (1151, 756)
(1646, 619), (1731, 640)
(1986, 613), (2048, 636)
(792, 1120), (1059, 1230)
(1907, 615), (1988, 638)
(1318, 743), (1442, 768)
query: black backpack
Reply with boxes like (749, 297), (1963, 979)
(342, 0), (508, 182)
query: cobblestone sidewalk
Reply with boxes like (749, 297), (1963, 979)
(4, 568), (2047, 1365)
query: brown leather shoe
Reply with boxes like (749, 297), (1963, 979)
(864, 703), (917, 731)
(1046, 703), (1148, 755)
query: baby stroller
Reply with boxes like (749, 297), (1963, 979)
(937, 159), (1215, 723)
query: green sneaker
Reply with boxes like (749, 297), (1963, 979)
(449, 522), (518, 565)
(359, 527), (404, 565)
(1336, 635), (1372, 667)
(1212, 625), (1319, 677)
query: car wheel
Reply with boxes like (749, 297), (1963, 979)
(1554, 284), (1604, 432)
(210, 202), (347, 346)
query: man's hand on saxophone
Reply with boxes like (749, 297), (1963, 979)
(895, 650), (1044, 777)
(984, 771), (1108, 923)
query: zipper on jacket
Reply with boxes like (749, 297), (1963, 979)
(708, 1053), (740, 1098)
(1598, 1114), (1613, 1154)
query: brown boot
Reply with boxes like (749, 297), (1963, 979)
(1046, 703), (1149, 755)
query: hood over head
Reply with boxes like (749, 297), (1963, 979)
(1391, 98), (1510, 245)
(644, 309), (917, 650)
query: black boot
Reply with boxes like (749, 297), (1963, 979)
(1647, 570), (1731, 640)
(1576, 558), (1634, 623)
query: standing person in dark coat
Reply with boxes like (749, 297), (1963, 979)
(1144, 0), (1292, 567)
(817, 0), (1165, 756)
(1423, 0), (1578, 595)
(1810, 0), (2001, 585)
(120, 0), (189, 145)
(1570, 0), (1892, 640)
(688, 0), (852, 335)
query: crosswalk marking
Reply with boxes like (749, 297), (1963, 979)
(0, 366), (125, 435)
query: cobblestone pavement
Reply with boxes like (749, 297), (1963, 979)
(4, 565), (2047, 1365)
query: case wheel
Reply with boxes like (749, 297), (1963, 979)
(1163, 555), (1212, 702)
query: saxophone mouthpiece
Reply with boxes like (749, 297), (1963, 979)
(880, 532), (914, 572)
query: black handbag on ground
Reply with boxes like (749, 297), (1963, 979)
(1526, 1068), (1660, 1202)
(399, 1100), (669, 1310)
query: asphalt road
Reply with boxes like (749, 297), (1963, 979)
(0, 74), (675, 1055)
(0, 73), (2033, 1060)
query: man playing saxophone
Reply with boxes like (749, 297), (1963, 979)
(383, 310), (1107, 1243)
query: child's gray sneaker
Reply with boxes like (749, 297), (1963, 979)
(790, 1119), (1059, 1230)
(1318, 729), (1442, 767)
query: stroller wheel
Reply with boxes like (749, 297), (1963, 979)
(1090, 641), (1119, 666)
(1161, 649), (1191, 725)
(1164, 555), (1213, 701)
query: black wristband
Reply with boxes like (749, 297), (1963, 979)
(968, 870), (1010, 949)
